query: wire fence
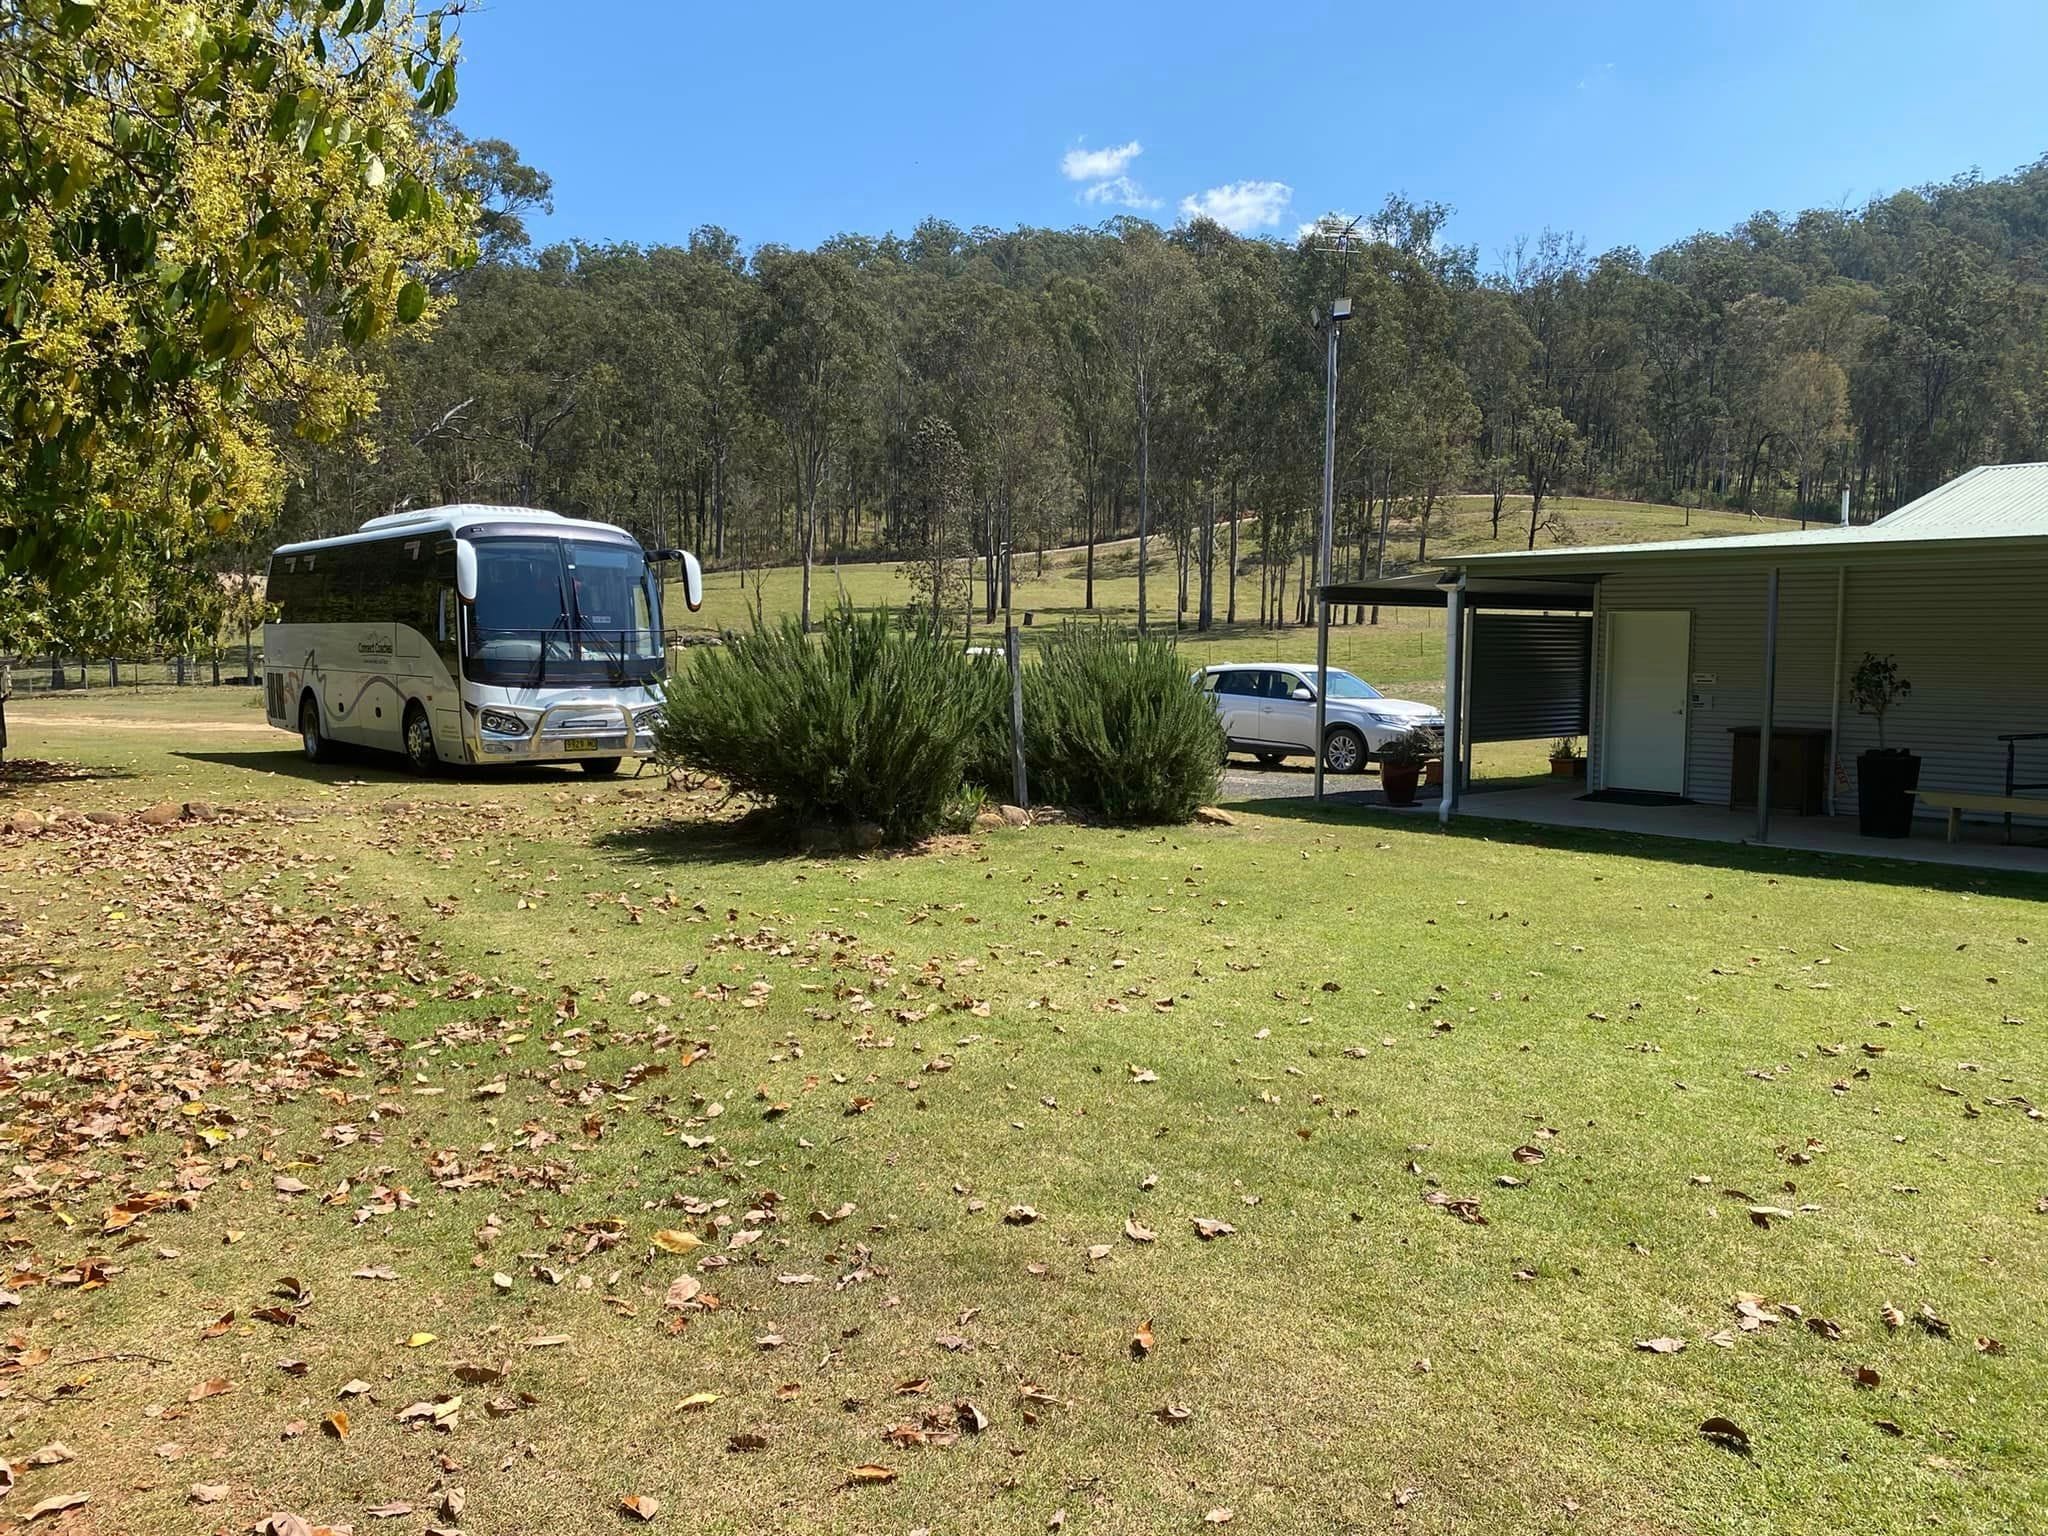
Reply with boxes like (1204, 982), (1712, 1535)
(9, 650), (268, 696)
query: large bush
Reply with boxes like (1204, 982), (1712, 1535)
(655, 609), (1005, 843)
(1021, 625), (1222, 823)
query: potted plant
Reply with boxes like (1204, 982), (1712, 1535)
(1378, 726), (1439, 807)
(1548, 736), (1586, 778)
(1849, 652), (1917, 838)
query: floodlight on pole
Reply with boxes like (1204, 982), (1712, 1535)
(1306, 213), (1364, 804)
(1311, 294), (1352, 804)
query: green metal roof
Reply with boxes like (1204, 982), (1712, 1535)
(1446, 463), (2048, 576)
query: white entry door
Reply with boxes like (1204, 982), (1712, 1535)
(1603, 610), (1691, 794)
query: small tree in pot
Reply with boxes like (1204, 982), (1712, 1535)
(1849, 652), (1917, 838)
(1378, 726), (1440, 807)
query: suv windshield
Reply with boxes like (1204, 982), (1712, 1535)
(466, 536), (663, 685)
(1320, 670), (1384, 700)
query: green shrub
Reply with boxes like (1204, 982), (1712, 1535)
(1020, 625), (1222, 823)
(654, 608), (1005, 844)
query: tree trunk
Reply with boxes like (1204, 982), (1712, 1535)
(1225, 472), (1239, 624)
(799, 488), (815, 633)
(1084, 484), (1096, 610)
(1136, 404), (1150, 636)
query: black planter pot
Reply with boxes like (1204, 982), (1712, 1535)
(1857, 749), (1921, 838)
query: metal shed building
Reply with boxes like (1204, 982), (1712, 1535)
(1332, 462), (2048, 847)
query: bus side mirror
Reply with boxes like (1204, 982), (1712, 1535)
(679, 551), (703, 613)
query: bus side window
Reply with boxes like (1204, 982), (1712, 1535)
(437, 589), (450, 643)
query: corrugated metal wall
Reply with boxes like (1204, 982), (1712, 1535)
(1590, 553), (2048, 824)
(1469, 614), (1591, 742)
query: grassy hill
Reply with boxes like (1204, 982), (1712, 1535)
(669, 495), (1765, 706)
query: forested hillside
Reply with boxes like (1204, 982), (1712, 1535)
(282, 144), (2048, 630)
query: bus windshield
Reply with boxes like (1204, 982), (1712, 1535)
(467, 536), (663, 685)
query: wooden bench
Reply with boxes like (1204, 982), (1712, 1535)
(1916, 789), (2048, 844)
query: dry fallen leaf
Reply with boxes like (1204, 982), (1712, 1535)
(651, 1229), (702, 1255)
(845, 1463), (898, 1486)
(26, 1491), (90, 1522)
(1635, 1337), (1686, 1354)
(1699, 1416), (1751, 1453)
(1191, 1216), (1236, 1240)
(1131, 1319), (1155, 1359)
(323, 1409), (350, 1440)
(187, 1377), (234, 1403)
(677, 1391), (720, 1411)
(1205, 1508), (1234, 1524)
(189, 1484), (230, 1505)
(621, 1493), (661, 1521)
(1003, 1205), (1040, 1225)
(664, 1275), (702, 1309)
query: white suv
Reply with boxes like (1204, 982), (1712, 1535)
(1195, 663), (1444, 774)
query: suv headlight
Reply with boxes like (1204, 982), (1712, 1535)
(479, 709), (529, 737)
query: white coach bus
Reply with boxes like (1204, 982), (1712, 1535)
(263, 505), (702, 775)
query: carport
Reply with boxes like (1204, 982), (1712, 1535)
(1318, 571), (1598, 817)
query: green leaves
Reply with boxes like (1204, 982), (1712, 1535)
(0, 0), (474, 592)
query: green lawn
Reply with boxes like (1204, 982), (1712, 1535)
(0, 695), (2042, 1535)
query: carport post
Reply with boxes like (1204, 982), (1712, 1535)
(1439, 575), (1466, 826)
(1757, 567), (1780, 844)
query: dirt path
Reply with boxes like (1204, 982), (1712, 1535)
(10, 710), (277, 735)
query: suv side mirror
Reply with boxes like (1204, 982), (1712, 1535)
(1291, 686), (1314, 702)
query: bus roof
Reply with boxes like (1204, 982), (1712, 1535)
(271, 504), (636, 558)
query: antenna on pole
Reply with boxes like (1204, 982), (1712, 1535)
(1308, 213), (1367, 278)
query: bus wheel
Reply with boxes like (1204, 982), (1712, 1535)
(300, 696), (334, 764)
(402, 704), (440, 774)
(578, 756), (623, 777)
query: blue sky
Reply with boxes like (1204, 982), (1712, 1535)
(453, 0), (2048, 269)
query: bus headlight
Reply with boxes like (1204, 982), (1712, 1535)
(633, 708), (660, 733)
(479, 708), (530, 737)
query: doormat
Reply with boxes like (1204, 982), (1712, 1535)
(1578, 789), (1693, 807)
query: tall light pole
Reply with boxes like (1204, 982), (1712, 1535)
(1311, 295), (1351, 803)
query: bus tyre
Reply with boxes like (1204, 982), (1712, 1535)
(402, 704), (440, 774)
(579, 757), (623, 777)
(300, 696), (334, 764)
(1322, 725), (1366, 776)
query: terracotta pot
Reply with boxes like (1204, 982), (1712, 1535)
(1382, 764), (1421, 806)
(1549, 756), (1585, 778)
(1423, 758), (1444, 788)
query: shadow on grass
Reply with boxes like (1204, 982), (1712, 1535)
(174, 748), (607, 788)
(591, 809), (797, 869)
(1, 757), (134, 787)
(1233, 793), (2048, 899)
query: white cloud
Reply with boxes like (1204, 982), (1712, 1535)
(1061, 140), (1144, 182)
(1179, 179), (1294, 233)
(1079, 174), (1162, 210)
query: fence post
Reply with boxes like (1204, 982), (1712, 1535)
(1005, 624), (1027, 809)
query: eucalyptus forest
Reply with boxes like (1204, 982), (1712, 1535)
(275, 143), (2048, 634)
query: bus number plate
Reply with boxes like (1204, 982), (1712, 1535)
(562, 737), (599, 753)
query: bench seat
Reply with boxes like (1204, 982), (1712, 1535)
(1916, 789), (2048, 843)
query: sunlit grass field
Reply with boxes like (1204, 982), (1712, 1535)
(1, 661), (2042, 1534)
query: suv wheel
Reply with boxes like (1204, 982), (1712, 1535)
(1322, 725), (1366, 775)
